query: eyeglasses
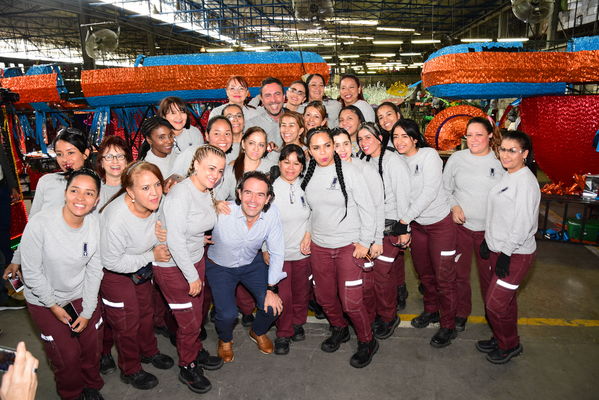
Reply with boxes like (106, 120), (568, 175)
(288, 87), (305, 96)
(225, 113), (243, 121)
(102, 154), (126, 161)
(498, 147), (524, 154)
(227, 86), (247, 92)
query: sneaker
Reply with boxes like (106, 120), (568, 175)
(99, 353), (116, 375)
(308, 299), (326, 320)
(141, 353), (174, 370)
(196, 348), (223, 371)
(374, 316), (400, 340)
(430, 327), (457, 348)
(179, 362), (212, 394)
(320, 326), (350, 353)
(349, 338), (379, 368)
(240, 313), (255, 327)
(486, 344), (523, 364)
(397, 284), (408, 311)
(120, 370), (159, 390)
(274, 337), (291, 355)
(0, 297), (26, 311)
(411, 311), (440, 329)
(81, 388), (104, 400)
(476, 337), (498, 353)
(291, 325), (305, 342)
(455, 317), (467, 332)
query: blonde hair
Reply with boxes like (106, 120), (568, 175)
(187, 144), (226, 209)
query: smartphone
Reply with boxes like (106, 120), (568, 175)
(0, 346), (16, 372)
(7, 273), (24, 293)
(63, 302), (79, 326)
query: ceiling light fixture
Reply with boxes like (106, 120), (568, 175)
(326, 18), (378, 26)
(498, 38), (529, 42)
(411, 39), (441, 44)
(399, 52), (421, 56)
(370, 53), (395, 57)
(460, 38), (493, 43)
(373, 40), (404, 45)
(206, 48), (234, 52)
(376, 27), (415, 32)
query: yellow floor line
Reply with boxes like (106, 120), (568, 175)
(307, 313), (599, 327)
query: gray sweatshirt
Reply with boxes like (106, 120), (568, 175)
(443, 149), (505, 231)
(209, 104), (260, 121)
(351, 158), (384, 245)
(224, 158), (275, 200)
(365, 151), (412, 223)
(298, 99), (342, 128)
(144, 151), (177, 180)
(272, 177), (310, 260)
(12, 172), (67, 264)
(100, 194), (158, 274)
(158, 179), (216, 282)
(97, 183), (121, 212)
(20, 207), (103, 319)
(305, 162), (376, 248)
(485, 167), (540, 256)
(246, 111), (283, 148)
(174, 126), (204, 155)
(402, 147), (451, 225)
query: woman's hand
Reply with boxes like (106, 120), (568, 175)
(300, 232), (311, 255)
(155, 221), (167, 243)
(369, 244), (383, 259)
(70, 316), (89, 333)
(203, 235), (214, 245)
(2, 264), (21, 281)
(188, 279), (202, 297)
(352, 243), (369, 259)
(397, 233), (411, 248)
(216, 201), (231, 215)
(451, 205), (466, 224)
(153, 244), (171, 262)
(49, 305), (71, 325)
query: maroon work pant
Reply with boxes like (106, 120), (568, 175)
(276, 258), (312, 338)
(28, 299), (103, 400)
(455, 225), (487, 319)
(310, 242), (372, 342)
(410, 213), (457, 329)
(101, 307), (114, 355)
(153, 260), (205, 366)
(393, 248), (406, 287)
(484, 251), (535, 350)
(373, 236), (401, 322)
(100, 270), (159, 375)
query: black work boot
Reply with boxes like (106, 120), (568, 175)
(196, 348), (223, 370)
(430, 327), (457, 348)
(321, 326), (350, 353)
(179, 362), (212, 394)
(411, 311), (440, 328)
(120, 370), (158, 390)
(349, 338), (379, 368)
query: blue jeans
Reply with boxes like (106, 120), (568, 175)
(206, 253), (276, 342)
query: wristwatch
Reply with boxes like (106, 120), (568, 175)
(266, 284), (279, 294)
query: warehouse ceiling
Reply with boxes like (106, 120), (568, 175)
(0, 0), (595, 72)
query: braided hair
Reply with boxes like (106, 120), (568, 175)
(138, 116), (174, 160)
(302, 127), (348, 221)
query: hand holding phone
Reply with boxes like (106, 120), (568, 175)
(0, 342), (39, 400)
(0, 346), (16, 372)
(7, 273), (24, 293)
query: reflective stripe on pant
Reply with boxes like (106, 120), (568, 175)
(236, 284), (256, 315)
(276, 257), (312, 338)
(410, 213), (457, 329)
(100, 270), (159, 375)
(153, 260), (205, 366)
(205, 254), (276, 343)
(28, 299), (103, 400)
(484, 251), (535, 350)
(455, 224), (487, 319)
(310, 242), (372, 342)
(373, 236), (401, 322)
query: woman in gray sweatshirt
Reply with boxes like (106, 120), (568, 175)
(155, 145), (226, 394)
(302, 127), (378, 369)
(392, 119), (458, 349)
(442, 117), (504, 332)
(476, 130), (540, 364)
(99, 161), (173, 391)
(21, 169), (104, 400)
(358, 122), (412, 340)
(7, 128), (91, 273)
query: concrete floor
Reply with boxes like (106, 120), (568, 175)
(1, 240), (598, 400)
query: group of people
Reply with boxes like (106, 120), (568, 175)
(2, 72), (541, 400)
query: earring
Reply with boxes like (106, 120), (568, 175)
(131, 198), (135, 203)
